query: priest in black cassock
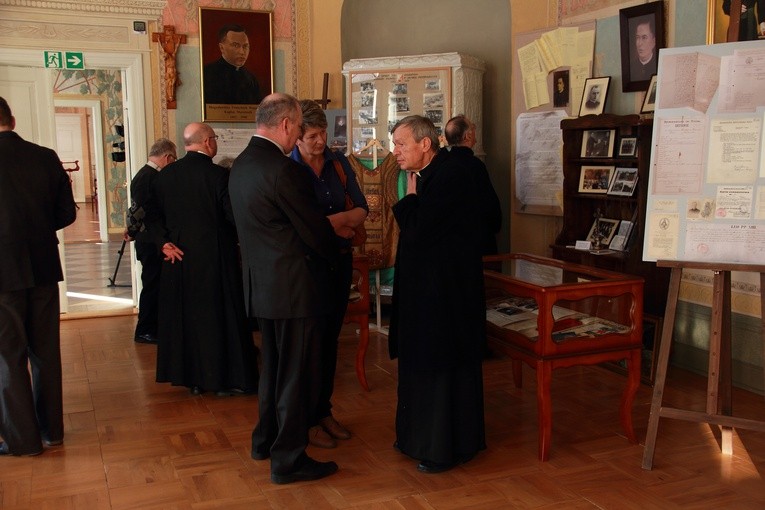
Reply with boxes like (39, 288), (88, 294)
(389, 115), (486, 474)
(203, 24), (262, 105)
(147, 122), (258, 395)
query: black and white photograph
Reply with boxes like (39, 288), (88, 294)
(360, 81), (375, 92)
(553, 69), (570, 108)
(393, 97), (410, 113)
(392, 82), (408, 95)
(586, 217), (620, 245)
(641, 74), (658, 113)
(581, 129), (615, 158)
(358, 108), (378, 124)
(423, 92), (445, 109)
(578, 76), (611, 116)
(618, 136), (638, 157)
(361, 91), (376, 108)
(425, 109), (443, 124)
(425, 79), (441, 90)
(607, 167), (639, 196)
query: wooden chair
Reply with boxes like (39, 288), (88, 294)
(345, 254), (371, 390)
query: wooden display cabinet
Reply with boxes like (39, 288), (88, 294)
(551, 114), (669, 317)
(484, 253), (644, 461)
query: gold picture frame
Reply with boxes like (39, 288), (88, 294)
(707, 0), (765, 43)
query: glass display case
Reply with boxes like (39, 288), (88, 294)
(484, 253), (644, 461)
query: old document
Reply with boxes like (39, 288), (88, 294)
(707, 116), (761, 184)
(518, 41), (546, 109)
(646, 212), (679, 260)
(714, 185), (753, 219)
(658, 53), (720, 113)
(718, 47), (765, 113)
(653, 117), (706, 194)
(685, 223), (765, 264)
(515, 111), (567, 211)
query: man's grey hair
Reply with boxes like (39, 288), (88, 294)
(256, 93), (301, 129)
(148, 138), (176, 157)
(392, 115), (439, 151)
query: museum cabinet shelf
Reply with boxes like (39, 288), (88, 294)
(551, 113), (669, 316)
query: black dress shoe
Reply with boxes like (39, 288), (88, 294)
(134, 333), (158, 344)
(270, 457), (338, 484)
(417, 452), (475, 474)
(251, 449), (270, 460)
(0, 441), (42, 457)
(189, 386), (203, 395)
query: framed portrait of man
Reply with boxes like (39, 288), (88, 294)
(199, 8), (274, 122)
(619, 1), (664, 92)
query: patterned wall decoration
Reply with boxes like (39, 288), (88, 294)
(53, 68), (127, 231)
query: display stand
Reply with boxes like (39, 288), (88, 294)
(642, 260), (765, 470)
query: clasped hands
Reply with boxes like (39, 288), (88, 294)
(162, 242), (184, 263)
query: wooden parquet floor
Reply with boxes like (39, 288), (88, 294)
(1, 314), (764, 509)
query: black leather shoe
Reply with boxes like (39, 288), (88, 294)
(270, 457), (338, 484)
(0, 441), (43, 457)
(189, 386), (203, 395)
(134, 333), (158, 344)
(417, 460), (457, 474)
(215, 388), (255, 397)
(416, 453), (475, 474)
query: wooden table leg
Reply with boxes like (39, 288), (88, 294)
(620, 347), (640, 444)
(536, 360), (553, 461)
(355, 316), (370, 391)
(642, 266), (683, 470)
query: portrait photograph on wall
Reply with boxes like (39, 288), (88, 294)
(619, 1), (664, 92)
(578, 76), (610, 116)
(199, 8), (273, 122)
(708, 0), (765, 43)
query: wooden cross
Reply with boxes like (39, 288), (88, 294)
(152, 25), (187, 109)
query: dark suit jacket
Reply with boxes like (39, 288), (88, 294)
(229, 136), (338, 319)
(129, 162), (158, 245)
(0, 131), (76, 292)
(449, 146), (502, 255)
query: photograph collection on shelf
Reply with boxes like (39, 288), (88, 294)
(586, 217), (620, 246)
(578, 165), (614, 193)
(581, 129), (615, 157)
(607, 167), (639, 196)
(485, 296), (630, 342)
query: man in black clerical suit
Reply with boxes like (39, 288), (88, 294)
(0, 96), (76, 456)
(147, 122), (258, 396)
(124, 138), (176, 345)
(204, 24), (262, 105)
(723, 0), (765, 41)
(389, 115), (487, 474)
(630, 16), (657, 83)
(229, 93), (340, 485)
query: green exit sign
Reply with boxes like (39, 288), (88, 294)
(43, 51), (84, 69)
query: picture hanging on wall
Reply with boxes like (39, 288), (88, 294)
(619, 1), (665, 92)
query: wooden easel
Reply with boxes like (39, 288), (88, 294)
(642, 259), (765, 470)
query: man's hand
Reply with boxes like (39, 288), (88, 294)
(162, 242), (184, 263)
(406, 171), (418, 195)
(123, 230), (134, 242)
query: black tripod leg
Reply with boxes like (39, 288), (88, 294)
(107, 239), (126, 287)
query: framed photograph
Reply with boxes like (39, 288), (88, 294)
(607, 167), (639, 196)
(618, 136), (638, 157)
(619, 1), (664, 92)
(641, 74), (658, 113)
(579, 76), (611, 116)
(553, 69), (570, 108)
(609, 220), (635, 251)
(578, 165), (615, 193)
(199, 8), (274, 122)
(586, 217), (620, 246)
(581, 129), (616, 158)
(325, 109), (348, 153)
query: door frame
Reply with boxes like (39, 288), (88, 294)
(54, 98), (109, 242)
(0, 47), (148, 311)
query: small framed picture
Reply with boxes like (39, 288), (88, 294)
(586, 218), (620, 246)
(618, 136), (638, 157)
(641, 74), (658, 113)
(578, 76), (611, 116)
(578, 165), (615, 194)
(581, 129), (616, 158)
(608, 167), (639, 196)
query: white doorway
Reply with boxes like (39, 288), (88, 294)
(0, 48), (150, 315)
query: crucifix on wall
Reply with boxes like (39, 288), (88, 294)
(152, 25), (187, 109)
